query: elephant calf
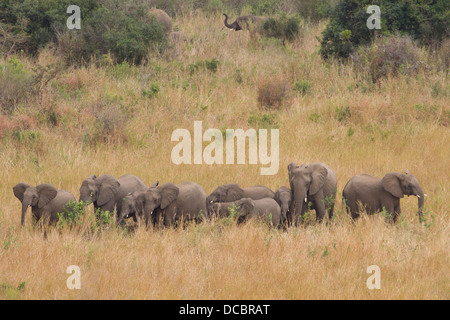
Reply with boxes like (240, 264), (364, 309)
(342, 171), (424, 222)
(207, 183), (274, 205)
(119, 181), (207, 228)
(274, 186), (291, 226)
(13, 183), (76, 226)
(234, 198), (282, 228)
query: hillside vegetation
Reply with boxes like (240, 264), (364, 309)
(0, 2), (449, 299)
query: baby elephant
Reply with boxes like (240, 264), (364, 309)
(342, 171), (424, 222)
(234, 197), (282, 228)
(13, 183), (76, 226)
(274, 186), (291, 226)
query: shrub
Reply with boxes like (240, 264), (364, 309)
(320, 0), (450, 60)
(259, 13), (302, 43)
(257, 76), (291, 110)
(293, 80), (312, 95)
(0, 56), (34, 114)
(57, 200), (87, 230)
(351, 35), (426, 83)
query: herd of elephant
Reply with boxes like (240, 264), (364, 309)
(12, 162), (425, 230)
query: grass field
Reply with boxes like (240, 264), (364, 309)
(0, 12), (449, 299)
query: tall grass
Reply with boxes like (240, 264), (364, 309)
(0, 12), (448, 299)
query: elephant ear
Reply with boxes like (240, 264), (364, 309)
(288, 162), (299, 182)
(135, 192), (146, 217)
(159, 183), (179, 210)
(149, 180), (159, 188)
(36, 184), (58, 208)
(13, 183), (31, 202)
(310, 165), (328, 195)
(224, 184), (244, 202)
(97, 175), (120, 206)
(382, 173), (404, 198)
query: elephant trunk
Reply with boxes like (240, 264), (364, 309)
(416, 187), (425, 222)
(292, 186), (307, 223)
(223, 13), (233, 29)
(21, 201), (30, 226)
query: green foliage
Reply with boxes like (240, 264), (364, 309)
(260, 13), (302, 42)
(0, 56), (34, 113)
(57, 200), (86, 229)
(189, 58), (220, 75)
(335, 105), (351, 122)
(142, 82), (161, 98)
(95, 208), (114, 226)
(320, 0), (450, 60)
(247, 112), (279, 129)
(293, 80), (312, 95)
(0, 1), (168, 65)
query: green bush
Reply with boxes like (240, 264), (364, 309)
(352, 35), (426, 82)
(320, 0), (450, 60)
(260, 13), (302, 43)
(0, 56), (34, 113)
(0, 0), (168, 65)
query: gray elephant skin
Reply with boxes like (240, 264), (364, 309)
(79, 174), (147, 219)
(342, 171), (424, 222)
(13, 183), (76, 226)
(207, 183), (274, 203)
(275, 186), (291, 225)
(118, 181), (207, 228)
(223, 13), (265, 31)
(234, 197), (282, 228)
(288, 162), (337, 224)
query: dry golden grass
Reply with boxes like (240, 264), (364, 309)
(0, 13), (448, 299)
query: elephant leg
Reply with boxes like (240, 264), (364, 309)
(312, 194), (326, 223)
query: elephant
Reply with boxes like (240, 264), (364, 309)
(274, 186), (291, 226)
(342, 171), (424, 222)
(117, 181), (159, 225)
(288, 162), (337, 224)
(234, 198), (282, 228)
(147, 8), (172, 35)
(13, 183), (76, 226)
(223, 13), (265, 31)
(122, 181), (207, 228)
(79, 174), (147, 220)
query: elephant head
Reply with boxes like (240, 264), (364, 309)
(207, 184), (244, 205)
(13, 183), (58, 226)
(288, 162), (328, 217)
(275, 186), (291, 223)
(233, 198), (255, 222)
(79, 175), (120, 207)
(382, 171), (424, 219)
(117, 181), (159, 225)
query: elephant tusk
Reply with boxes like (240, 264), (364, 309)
(416, 195), (420, 198)
(304, 197), (307, 203)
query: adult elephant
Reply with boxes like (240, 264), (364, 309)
(223, 13), (265, 31)
(79, 174), (147, 219)
(288, 162), (337, 224)
(147, 8), (172, 35)
(13, 183), (76, 226)
(342, 171), (424, 222)
(126, 181), (207, 228)
(234, 198), (282, 228)
(274, 186), (291, 226)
